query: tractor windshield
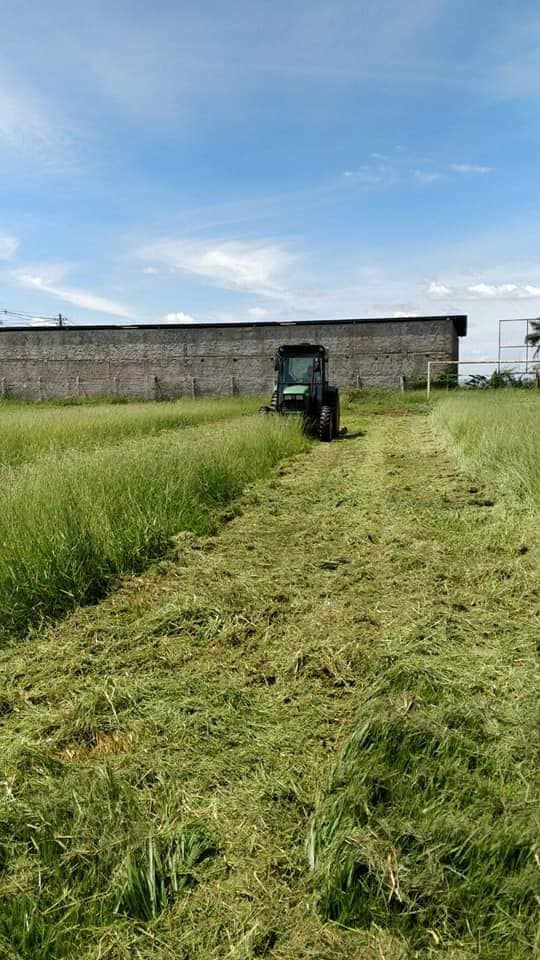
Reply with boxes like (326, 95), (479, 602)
(281, 354), (320, 385)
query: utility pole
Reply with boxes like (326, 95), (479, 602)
(58, 313), (65, 328)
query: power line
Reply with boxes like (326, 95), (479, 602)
(1, 308), (71, 326)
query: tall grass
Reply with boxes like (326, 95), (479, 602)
(0, 417), (307, 641)
(433, 392), (540, 508)
(0, 397), (260, 467)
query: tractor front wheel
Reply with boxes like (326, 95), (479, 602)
(319, 405), (334, 442)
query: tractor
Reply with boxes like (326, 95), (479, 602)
(261, 343), (342, 441)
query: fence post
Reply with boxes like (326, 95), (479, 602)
(38, 376), (43, 401)
(191, 377), (197, 399)
(426, 362), (432, 399)
(113, 376), (118, 398)
(1, 377), (5, 399)
(400, 374), (407, 393)
(76, 375), (81, 398)
(230, 375), (235, 397)
(356, 373), (360, 388)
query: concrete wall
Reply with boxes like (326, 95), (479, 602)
(0, 317), (465, 399)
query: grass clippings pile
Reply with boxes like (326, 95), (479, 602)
(0, 756), (216, 958)
(308, 628), (538, 956)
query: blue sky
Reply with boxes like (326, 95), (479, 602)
(1, 0), (539, 365)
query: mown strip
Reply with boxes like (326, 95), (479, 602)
(0, 417), (308, 641)
(308, 627), (538, 954)
(309, 396), (539, 958)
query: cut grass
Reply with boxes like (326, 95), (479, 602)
(0, 397), (260, 468)
(308, 626), (538, 955)
(309, 393), (539, 958)
(0, 756), (216, 958)
(0, 416), (308, 642)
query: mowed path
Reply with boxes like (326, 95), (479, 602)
(1, 407), (536, 959)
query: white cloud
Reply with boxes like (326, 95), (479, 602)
(137, 239), (295, 299)
(345, 164), (443, 186)
(0, 233), (18, 259)
(143, 266), (159, 275)
(345, 159), (495, 188)
(451, 164), (493, 175)
(343, 168), (390, 184)
(428, 281), (452, 298)
(248, 306), (269, 319)
(466, 282), (540, 299)
(427, 278), (540, 301)
(467, 282), (514, 298)
(163, 311), (197, 323)
(393, 310), (417, 317)
(14, 267), (134, 319)
(414, 170), (441, 183)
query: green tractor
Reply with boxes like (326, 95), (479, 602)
(261, 343), (342, 441)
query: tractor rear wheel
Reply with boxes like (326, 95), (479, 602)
(319, 405), (334, 442)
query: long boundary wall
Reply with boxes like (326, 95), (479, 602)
(0, 316), (466, 399)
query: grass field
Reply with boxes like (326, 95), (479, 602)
(0, 391), (538, 959)
(434, 392), (540, 508)
(0, 397), (260, 467)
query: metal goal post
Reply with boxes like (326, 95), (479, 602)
(426, 359), (539, 398)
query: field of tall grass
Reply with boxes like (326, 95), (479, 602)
(0, 397), (260, 467)
(433, 391), (540, 508)
(0, 407), (307, 642)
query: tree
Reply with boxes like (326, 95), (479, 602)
(525, 319), (540, 357)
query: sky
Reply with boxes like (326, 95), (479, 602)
(1, 0), (539, 370)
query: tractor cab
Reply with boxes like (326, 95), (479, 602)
(277, 343), (325, 403)
(264, 343), (341, 442)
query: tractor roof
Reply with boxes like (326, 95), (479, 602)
(277, 343), (325, 355)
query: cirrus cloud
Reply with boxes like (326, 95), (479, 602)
(137, 238), (297, 299)
(13, 266), (135, 319)
(451, 163), (493, 175)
